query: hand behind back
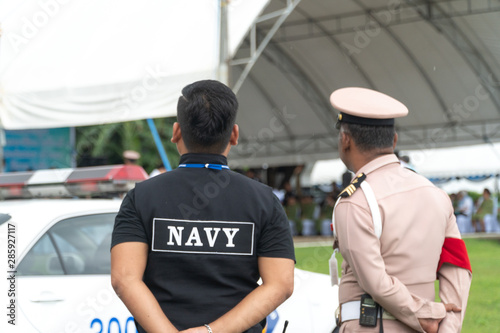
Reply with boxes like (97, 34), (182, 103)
(418, 303), (461, 333)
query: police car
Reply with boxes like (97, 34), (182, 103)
(0, 165), (337, 333)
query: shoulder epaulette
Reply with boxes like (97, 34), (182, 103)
(338, 173), (366, 198)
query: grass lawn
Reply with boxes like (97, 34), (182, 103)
(294, 238), (500, 333)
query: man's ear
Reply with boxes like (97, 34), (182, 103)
(229, 124), (239, 146)
(393, 132), (398, 149)
(171, 122), (181, 143)
(340, 131), (351, 152)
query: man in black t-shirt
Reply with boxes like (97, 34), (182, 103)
(111, 80), (295, 333)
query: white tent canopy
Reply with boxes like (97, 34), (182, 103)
(0, 0), (268, 128)
(407, 143), (500, 179)
(310, 142), (500, 193)
(1, 0), (500, 169)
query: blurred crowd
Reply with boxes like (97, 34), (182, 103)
(269, 168), (354, 237)
(276, 181), (342, 237)
(451, 189), (500, 233)
(135, 148), (500, 236)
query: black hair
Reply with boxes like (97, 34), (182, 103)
(177, 80), (238, 153)
(341, 123), (395, 152)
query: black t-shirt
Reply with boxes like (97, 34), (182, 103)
(111, 153), (295, 332)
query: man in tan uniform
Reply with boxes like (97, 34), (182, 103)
(330, 87), (472, 332)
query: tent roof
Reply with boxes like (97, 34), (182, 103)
(229, 0), (500, 167)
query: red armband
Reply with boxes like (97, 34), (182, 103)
(437, 238), (472, 273)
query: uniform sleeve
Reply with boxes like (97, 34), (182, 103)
(335, 201), (445, 332)
(437, 208), (472, 332)
(257, 194), (295, 261)
(111, 188), (149, 249)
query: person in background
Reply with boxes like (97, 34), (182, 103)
(395, 151), (416, 172)
(300, 194), (319, 236)
(245, 168), (261, 182)
(284, 194), (300, 236)
(455, 191), (474, 233)
(472, 188), (494, 232)
(456, 191), (473, 217)
(123, 150), (141, 165)
(149, 164), (167, 178)
(319, 194), (336, 236)
(399, 155), (416, 172)
(449, 193), (458, 211)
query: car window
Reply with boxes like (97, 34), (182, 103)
(17, 233), (64, 275)
(0, 213), (11, 225)
(18, 213), (116, 276)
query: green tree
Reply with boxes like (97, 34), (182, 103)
(76, 118), (179, 173)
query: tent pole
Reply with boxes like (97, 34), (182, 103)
(147, 118), (172, 172)
(218, 0), (229, 85)
(217, 0), (229, 85)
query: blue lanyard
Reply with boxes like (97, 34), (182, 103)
(178, 163), (230, 170)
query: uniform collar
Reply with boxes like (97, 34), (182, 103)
(179, 153), (228, 166)
(356, 154), (400, 176)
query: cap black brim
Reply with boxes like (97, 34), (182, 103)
(338, 112), (395, 126)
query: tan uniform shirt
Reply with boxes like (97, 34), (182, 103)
(335, 154), (471, 332)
